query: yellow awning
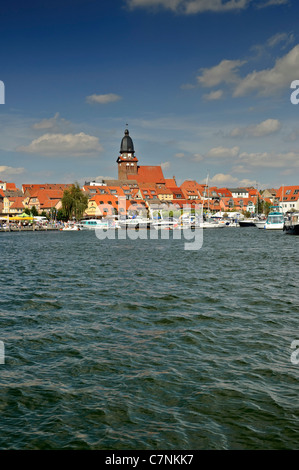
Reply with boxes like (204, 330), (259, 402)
(9, 216), (34, 220)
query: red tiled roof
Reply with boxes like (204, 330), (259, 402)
(276, 185), (299, 201)
(89, 194), (119, 211)
(127, 165), (165, 184)
(6, 183), (18, 191)
(217, 188), (233, 197)
(9, 197), (26, 209)
(165, 178), (177, 188)
(22, 183), (72, 195)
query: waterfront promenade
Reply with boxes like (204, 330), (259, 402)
(0, 224), (61, 232)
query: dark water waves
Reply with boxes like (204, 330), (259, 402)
(0, 228), (298, 449)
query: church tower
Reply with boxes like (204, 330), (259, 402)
(117, 128), (138, 180)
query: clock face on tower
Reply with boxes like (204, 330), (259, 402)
(128, 153), (132, 158)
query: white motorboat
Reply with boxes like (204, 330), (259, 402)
(178, 214), (203, 229)
(264, 212), (284, 230)
(78, 218), (119, 230)
(152, 217), (179, 230)
(202, 218), (225, 228)
(254, 220), (266, 229)
(118, 217), (152, 229)
(61, 224), (80, 231)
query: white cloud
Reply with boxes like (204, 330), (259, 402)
(233, 44), (299, 97)
(250, 32), (295, 58)
(200, 173), (258, 187)
(206, 146), (240, 158)
(194, 43), (299, 99)
(257, 0), (289, 9)
(33, 112), (60, 130)
(193, 153), (204, 161)
(17, 132), (103, 157)
(266, 32), (294, 49)
(0, 165), (26, 177)
(201, 173), (239, 185)
(161, 161), (171, 169)
(127, 0), (250, 14)
(174, 152), (186, 158)
(238, 150), (299, 168)
(184, 0), (249, 14)
(86, 93), (122, 104)
(197, 59), (246, 87)
(203, 89), (223, 100)
(230, 119), (282, 137)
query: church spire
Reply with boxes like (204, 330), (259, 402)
(120, 128), (135, 154)
(117, 128), (138, 180)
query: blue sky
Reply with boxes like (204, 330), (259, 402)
(1, 0), (299, 189)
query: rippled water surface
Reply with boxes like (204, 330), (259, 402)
(0, 228), (298, 449)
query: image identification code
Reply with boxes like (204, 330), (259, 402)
(105, 454), (194, 466)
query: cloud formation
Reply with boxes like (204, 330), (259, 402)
(206, 146), (240, 158)
(233, 44), (299, 97)
(203, 90), (223, 101)
(238, 150), (299, 168)
(0, 165), (26, 176)
(32, 112), (71, 132)
(192, 42), (299, 99)
(86, 93), (122, 104)
(18, 132), (103, 157)
(127, 0), (255, 14)
(230, 119), (282, 137)
(197, 60), (246, 88)
(127, 0), (289, 14)
(200, 173), (257, 187)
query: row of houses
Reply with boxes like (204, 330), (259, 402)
(1, 178), (298, 218)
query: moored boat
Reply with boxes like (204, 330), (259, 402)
(254, 220), (266, 229)
(202, 219), (225, 228)
(264, 207), (284, 230)
(61, 223), (80, 231)
(77, 218), (119, 230)
(239, 218), (257, 227)
(152, 217), (179, 230)
(119, 217), (152, 229)
(283, 212), (299, 235)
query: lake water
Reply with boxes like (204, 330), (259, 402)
(0, 227), (298, 450)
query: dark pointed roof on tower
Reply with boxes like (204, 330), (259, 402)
(120, 128), (135, 154)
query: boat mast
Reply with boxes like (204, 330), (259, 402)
(206, 172), (210, 217)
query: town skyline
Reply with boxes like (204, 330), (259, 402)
(1, 0), (299, 189)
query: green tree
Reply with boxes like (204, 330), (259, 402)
(61, 183), (89, 220)
(263, 201), (272, 217)
(56, 209), (68, 222)
(31, 205), (38, 216)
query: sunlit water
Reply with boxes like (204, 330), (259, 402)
(0, 228), (298, 449)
